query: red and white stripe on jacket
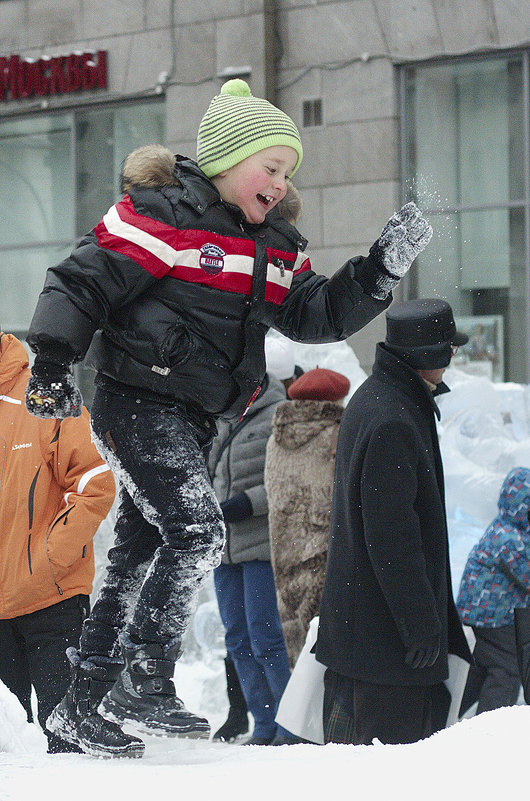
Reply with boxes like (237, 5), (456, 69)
(94, 195), (311, 305)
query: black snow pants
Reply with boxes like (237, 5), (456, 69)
(0, 595), (89, 748)
(79, 386), (225, 659)
(471, 624), (521, 714)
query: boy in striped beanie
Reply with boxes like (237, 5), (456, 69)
(24, 78), (432, 759)
(197, 79), (302, 224)
(197, 79), (303, 179)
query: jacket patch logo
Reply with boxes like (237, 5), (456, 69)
(199, 243), (225, 275)
(12, 442), (32, 450)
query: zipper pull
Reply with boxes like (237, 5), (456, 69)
(273, 256), (285, 277)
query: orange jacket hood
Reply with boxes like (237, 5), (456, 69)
(0, 334), (115, 618)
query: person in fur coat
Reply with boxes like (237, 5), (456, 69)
(265, 367), (350, 668)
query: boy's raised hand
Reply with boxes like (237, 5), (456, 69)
(371, 201), (433, 279)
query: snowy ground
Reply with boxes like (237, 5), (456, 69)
(2, 337), (530, 799)
(1, 693), (530, 801)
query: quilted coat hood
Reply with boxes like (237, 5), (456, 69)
(496, 466), (530, 528)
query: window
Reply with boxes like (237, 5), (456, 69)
(0, 113), (74, 334)
(302, 98), (323, 128)
(0, 99), (165, 336)
(0, 98), (165, 403)
(401, 53), (529, 383)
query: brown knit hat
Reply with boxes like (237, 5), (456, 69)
(288, 368), (350, 401)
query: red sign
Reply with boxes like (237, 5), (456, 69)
(0, 50), (108, 102)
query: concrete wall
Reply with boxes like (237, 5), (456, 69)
(1, 0), (529, 372)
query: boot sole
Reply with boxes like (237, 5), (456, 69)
(47, 708), (145, 759)
(100, 698), (211, 739)
(212, 729), (249, 743)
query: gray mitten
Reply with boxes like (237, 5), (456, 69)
(367, 201), (433, 300)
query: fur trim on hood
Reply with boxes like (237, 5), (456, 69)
(119, 145), (179, 193)
(119, 146), (302, 227)
(276, 181), (302, 225)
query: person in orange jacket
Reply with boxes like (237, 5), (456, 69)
(0, 331), (115, 753)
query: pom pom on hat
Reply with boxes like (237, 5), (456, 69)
(221, 78), (252, 97)
(265, 337), (295, 381)
(288, 368), (350, 402)
(197, 79), (303, 179)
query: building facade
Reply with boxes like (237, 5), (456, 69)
(1, 0), (529, 385)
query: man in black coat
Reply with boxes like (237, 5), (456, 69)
(316, 298), (473, 745)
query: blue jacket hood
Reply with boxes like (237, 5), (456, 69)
(497, 466), (530, 529)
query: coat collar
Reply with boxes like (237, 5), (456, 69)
(248, 373), (286, 414)
(173, 156), (260, 229)
(373, 343), (449, 421)
(173, 155), (222, 215)
(172, 156), (308, 250)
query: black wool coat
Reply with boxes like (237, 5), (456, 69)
(316, 344), (471, 686)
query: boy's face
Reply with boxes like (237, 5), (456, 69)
(212, 145), (298, 224)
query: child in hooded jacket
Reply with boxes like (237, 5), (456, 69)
(24, 78), (432, 758)
(457, 466), (530, 714)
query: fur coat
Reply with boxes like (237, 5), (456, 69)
(265, 399), (343, 667)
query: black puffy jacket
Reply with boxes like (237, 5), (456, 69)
(28, 154), (390, 421)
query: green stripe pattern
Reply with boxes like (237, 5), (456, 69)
(197, 82), (303, 178)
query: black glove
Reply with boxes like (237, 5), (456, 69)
(364, 202), (433, 300)
(404, 634), (440, 670)
(25, 356), (83, 419)
(220, 492), (253, 523)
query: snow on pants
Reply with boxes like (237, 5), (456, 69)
(214, 560), (292, 740)
(80, 387), (225, 659)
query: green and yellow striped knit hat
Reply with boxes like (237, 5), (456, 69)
(197, 79), (303, 179)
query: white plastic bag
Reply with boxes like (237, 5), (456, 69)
(275, 617), (326, 744)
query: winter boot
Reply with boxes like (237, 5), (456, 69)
(46, 648), (145, 759)
(213, 655), (249, 742)
(99, 637), (210, 738)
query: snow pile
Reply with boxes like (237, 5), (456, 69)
(1, 705), (530, 801)
(268, 331), (368, 400)
(438, 366), (530, 585)
(0, 680), (46, 754)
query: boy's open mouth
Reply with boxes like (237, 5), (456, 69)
(257, 194), (274, 207)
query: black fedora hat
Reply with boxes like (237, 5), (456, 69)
(385, 298), (468, 370)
